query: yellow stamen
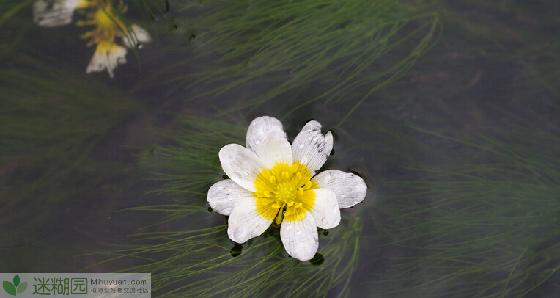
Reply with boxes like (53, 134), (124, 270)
(78, 1), (129, 49)
(254, 162), (318, 222)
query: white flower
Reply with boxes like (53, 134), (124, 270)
(33, 1), (152, 78)
(207, 116), (367, 261)
(33, 0), (90, 27)
(122, 24), (152, 48)
(85, 41), (127, 78)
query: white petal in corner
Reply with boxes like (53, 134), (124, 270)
(252, 135), (292, 168)
(228, 196), (272, 244)
(86, 42), (127, 78)
(207, 179), (253, 216)
(122, 24), (152, 48)
(246, 116), (287, 152)
(292, 120), (333, 172)
(313, 170), (367, 208)
(218, 144), (264, 192)
(33, 0), (85, 27)
(310, 189), (340, 229)
(33, 0), (69, 27)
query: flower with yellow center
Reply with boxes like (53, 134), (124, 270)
(207, 116), (367, 261)
(33, 0), (151, 78)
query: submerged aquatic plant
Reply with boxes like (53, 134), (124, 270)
(93, 116), (365, 297)
(99, 212), (363, 298)
(208, 116), (367, 261)
(0, 11), (141, 238)
(136, 0), (439, 119)
(373, 123), (560, 297)
(515, 43), (560, 99)
(33, 0), (151, 77)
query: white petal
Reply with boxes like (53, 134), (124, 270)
(313, 170), (367, 208)
(310, 189), (340, 229)
(86, 43), (127, 78)
(246, 116), (287, 152)
(280, 213), (319, 261)
(33, 0), (83, 27)
(292, 120), (333, 172)
(227, 196), (272, 244)
(252, 135), (292, 168)
(123, 24), (152, 48)
(207, 179), (252, 216)
(218, 144), (264, 192)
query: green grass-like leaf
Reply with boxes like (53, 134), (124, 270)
(134, 0), (439, 122)
(373, 123), (560, 298)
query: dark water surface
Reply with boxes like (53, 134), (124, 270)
(1, 0), (559, 297)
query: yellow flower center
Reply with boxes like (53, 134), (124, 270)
(79, 2), (127, 47)
(254, 162), (317, 223)
(93, 8), (114, 29)
(96, 40), (113, 51)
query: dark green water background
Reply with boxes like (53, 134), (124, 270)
(1, 0), (559, 297)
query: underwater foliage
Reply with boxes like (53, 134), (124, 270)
(435, 0), (560, 100)
(134, 0), (439, 120)
(99, 215), (362, 298)
(140, 116), (245, 198)
(515, 43), (560, 99)
(0, 9), (142, 238)
(0, 0), (34, 27)
(343, 2), (560, 291)
(372, 122), (560, 297)
(93, 116), (364, 297)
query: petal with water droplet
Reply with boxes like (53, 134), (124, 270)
(313, 170), (367, 208)
(292, 120), (333, 173)
(207, 179), (253, 215)
(280, 213), (318, 261)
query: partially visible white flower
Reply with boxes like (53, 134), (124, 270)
(122, 24), (151, 48)
(33, 0), (90, 27)
(86, 41), (127, 78)
(33, 1), (152, 78)
(207, 116), (367, 261)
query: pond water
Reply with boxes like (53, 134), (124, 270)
(1, 0), (559, 297)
